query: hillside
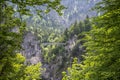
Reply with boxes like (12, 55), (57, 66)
(23, 0), (100, 28)
(1, 0), (120, 80)
(21, 0), (101, 80)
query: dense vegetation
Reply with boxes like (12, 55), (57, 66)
(0, 0), (120, 80)
(39, 15), (92, 79)
(0, 0), (64, 80)
(62, 0), (120, 80)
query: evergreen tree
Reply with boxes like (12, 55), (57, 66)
(84, 15), (91, 31)
(62, 0), (120, 80)
(73, 21), (80, 35)
(78, 21), (84, 33)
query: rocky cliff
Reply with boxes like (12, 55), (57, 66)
(20, 0), (100, 80)
(21, 32), (42, 65)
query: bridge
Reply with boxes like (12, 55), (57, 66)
(41, 42), (66, 46)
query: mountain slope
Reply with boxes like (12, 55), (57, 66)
(23, 0), (100, 28)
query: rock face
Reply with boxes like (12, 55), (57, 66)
(20, 31), (85, 80)
(41, 36), (82, 80)
(19, 0), (101, 79)
(25, 0), (100, 28)
(21, 32), (42, 65)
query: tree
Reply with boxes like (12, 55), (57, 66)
(77, 21), (84, 33)
(82, 0), (120, 79)
(0, 0), (64, 79)
(24, 63), (42, 80)
(0, 53), (42, 80)
(62, 0), (120, 80)
(84, 15), (91, 31)
(1, 0), (64, 16)
(62, 58), (82, 80)
(0, 3), (25, 79)
(73, 21), (80, 35)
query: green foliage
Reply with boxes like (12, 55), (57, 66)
(24, 63), (42, 80)
(84, 15), (91, 31)
(6, 0), (65, 16)
(0, 53), (24, 80)
(62, 58), (82, 80)
(0, 0), (64, 80)
(62, 0), (120, 80)
(0, 3), (25, 79)
(0, 53), (42, 80)
(68, 16), (91, 39)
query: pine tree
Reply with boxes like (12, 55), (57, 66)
(84, 15), (91, 31)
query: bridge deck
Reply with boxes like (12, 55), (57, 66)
(41, 42), (66, 45)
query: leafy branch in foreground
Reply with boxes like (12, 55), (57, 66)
(0, 0), (64, 79)
(62, 0), (120, 80)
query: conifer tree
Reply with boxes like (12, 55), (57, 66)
(62, 0), (120, 80)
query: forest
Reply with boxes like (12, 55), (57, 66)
(0, 0), (120, 80)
